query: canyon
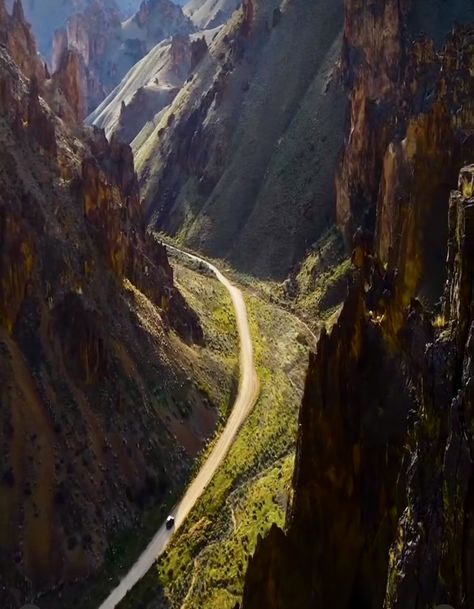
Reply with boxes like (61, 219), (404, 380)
(1, 0), (474, 608)
(0, 2), (231, 607)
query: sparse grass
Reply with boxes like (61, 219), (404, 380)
(433, 314), (447, 329)
(172, 258), (239, 398)
(292, 227), (351, 319)
(60, 262), (239, 609)
(192, 226), (350, 335)
(118, 282), (311, 609)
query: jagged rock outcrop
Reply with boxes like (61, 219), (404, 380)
(336, 0), (474, 314)
(382, 166), (474, 609)
(52, 0), (194, 113)
(240, 2), (474, 609)
(241, 267), (419, 609)
(50, 48), (88, 122)
(0, 7), (207, 607)
(0, 0), (45, 80)
(241, 168), (474, 609)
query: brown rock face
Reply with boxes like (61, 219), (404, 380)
(51, 48), (88, 122)
(241, 3), (474, 609)
(0, 0), (45, 81)
(382, 166), (474, 609)
(242, 172), (474, 609)
(82, 127), (203, 343)
(337, 2), (474, 293)
(0, 9), (203, 608)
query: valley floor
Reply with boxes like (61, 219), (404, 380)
(116, 250), (313, 609)
(56, 260), (239, 609)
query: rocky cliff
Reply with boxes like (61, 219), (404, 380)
(0, 5), (211, 607)
(52, 0), (195, 113)
(5, 0), (142, 60)
(240, 2), (474, 609)
(0, 0), (46, 80)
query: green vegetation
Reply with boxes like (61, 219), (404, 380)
(211, 226), (350, 335)
(294, 228), (351, 322)
(57, 261), (239, 609)
(119, 279), (311, 609)
(172, 258), (239, 419)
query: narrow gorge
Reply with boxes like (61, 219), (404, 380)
(0, 0), (473, 608)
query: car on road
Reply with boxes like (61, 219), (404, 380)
(165, 515), (175, 530)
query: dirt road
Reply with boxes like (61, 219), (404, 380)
(98, 245), (259, 609)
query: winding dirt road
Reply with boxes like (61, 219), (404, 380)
(97, 245), (259, 609)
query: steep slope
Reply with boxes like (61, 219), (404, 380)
(184, 0), (239, 29)
(0, 4), (232, 607)
(134, 0), (346, 280)
(88, 29), (213, 143)
(240, 2), (474, 608)
(52, 0), (195, 112)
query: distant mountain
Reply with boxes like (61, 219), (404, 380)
(53, 0), (195, 112)
(5, 0), (123, 59)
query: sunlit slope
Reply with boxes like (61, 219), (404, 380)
(88, 28), (219, 142)
(134, 0), (346, 279)
(184, 0), (240, 28)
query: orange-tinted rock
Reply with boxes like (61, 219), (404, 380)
(241, 5), (474, 609)
(27, 76), (57, 155)
(0, 205), (35, 333)
(0, 13), (203, 607)
(0, 0), (45, 81)
(51, 48), (87, 123)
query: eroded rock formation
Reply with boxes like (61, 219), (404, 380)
(52, 0), (194, 113)
(0, 0), (46, 80)
(0, 5), (205, 607)
(240, 2), (474, 609)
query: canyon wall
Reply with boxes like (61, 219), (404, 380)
(89, 31), (210, 144)
(240, 1), (474, 608)
(0, 4), (206, 607)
